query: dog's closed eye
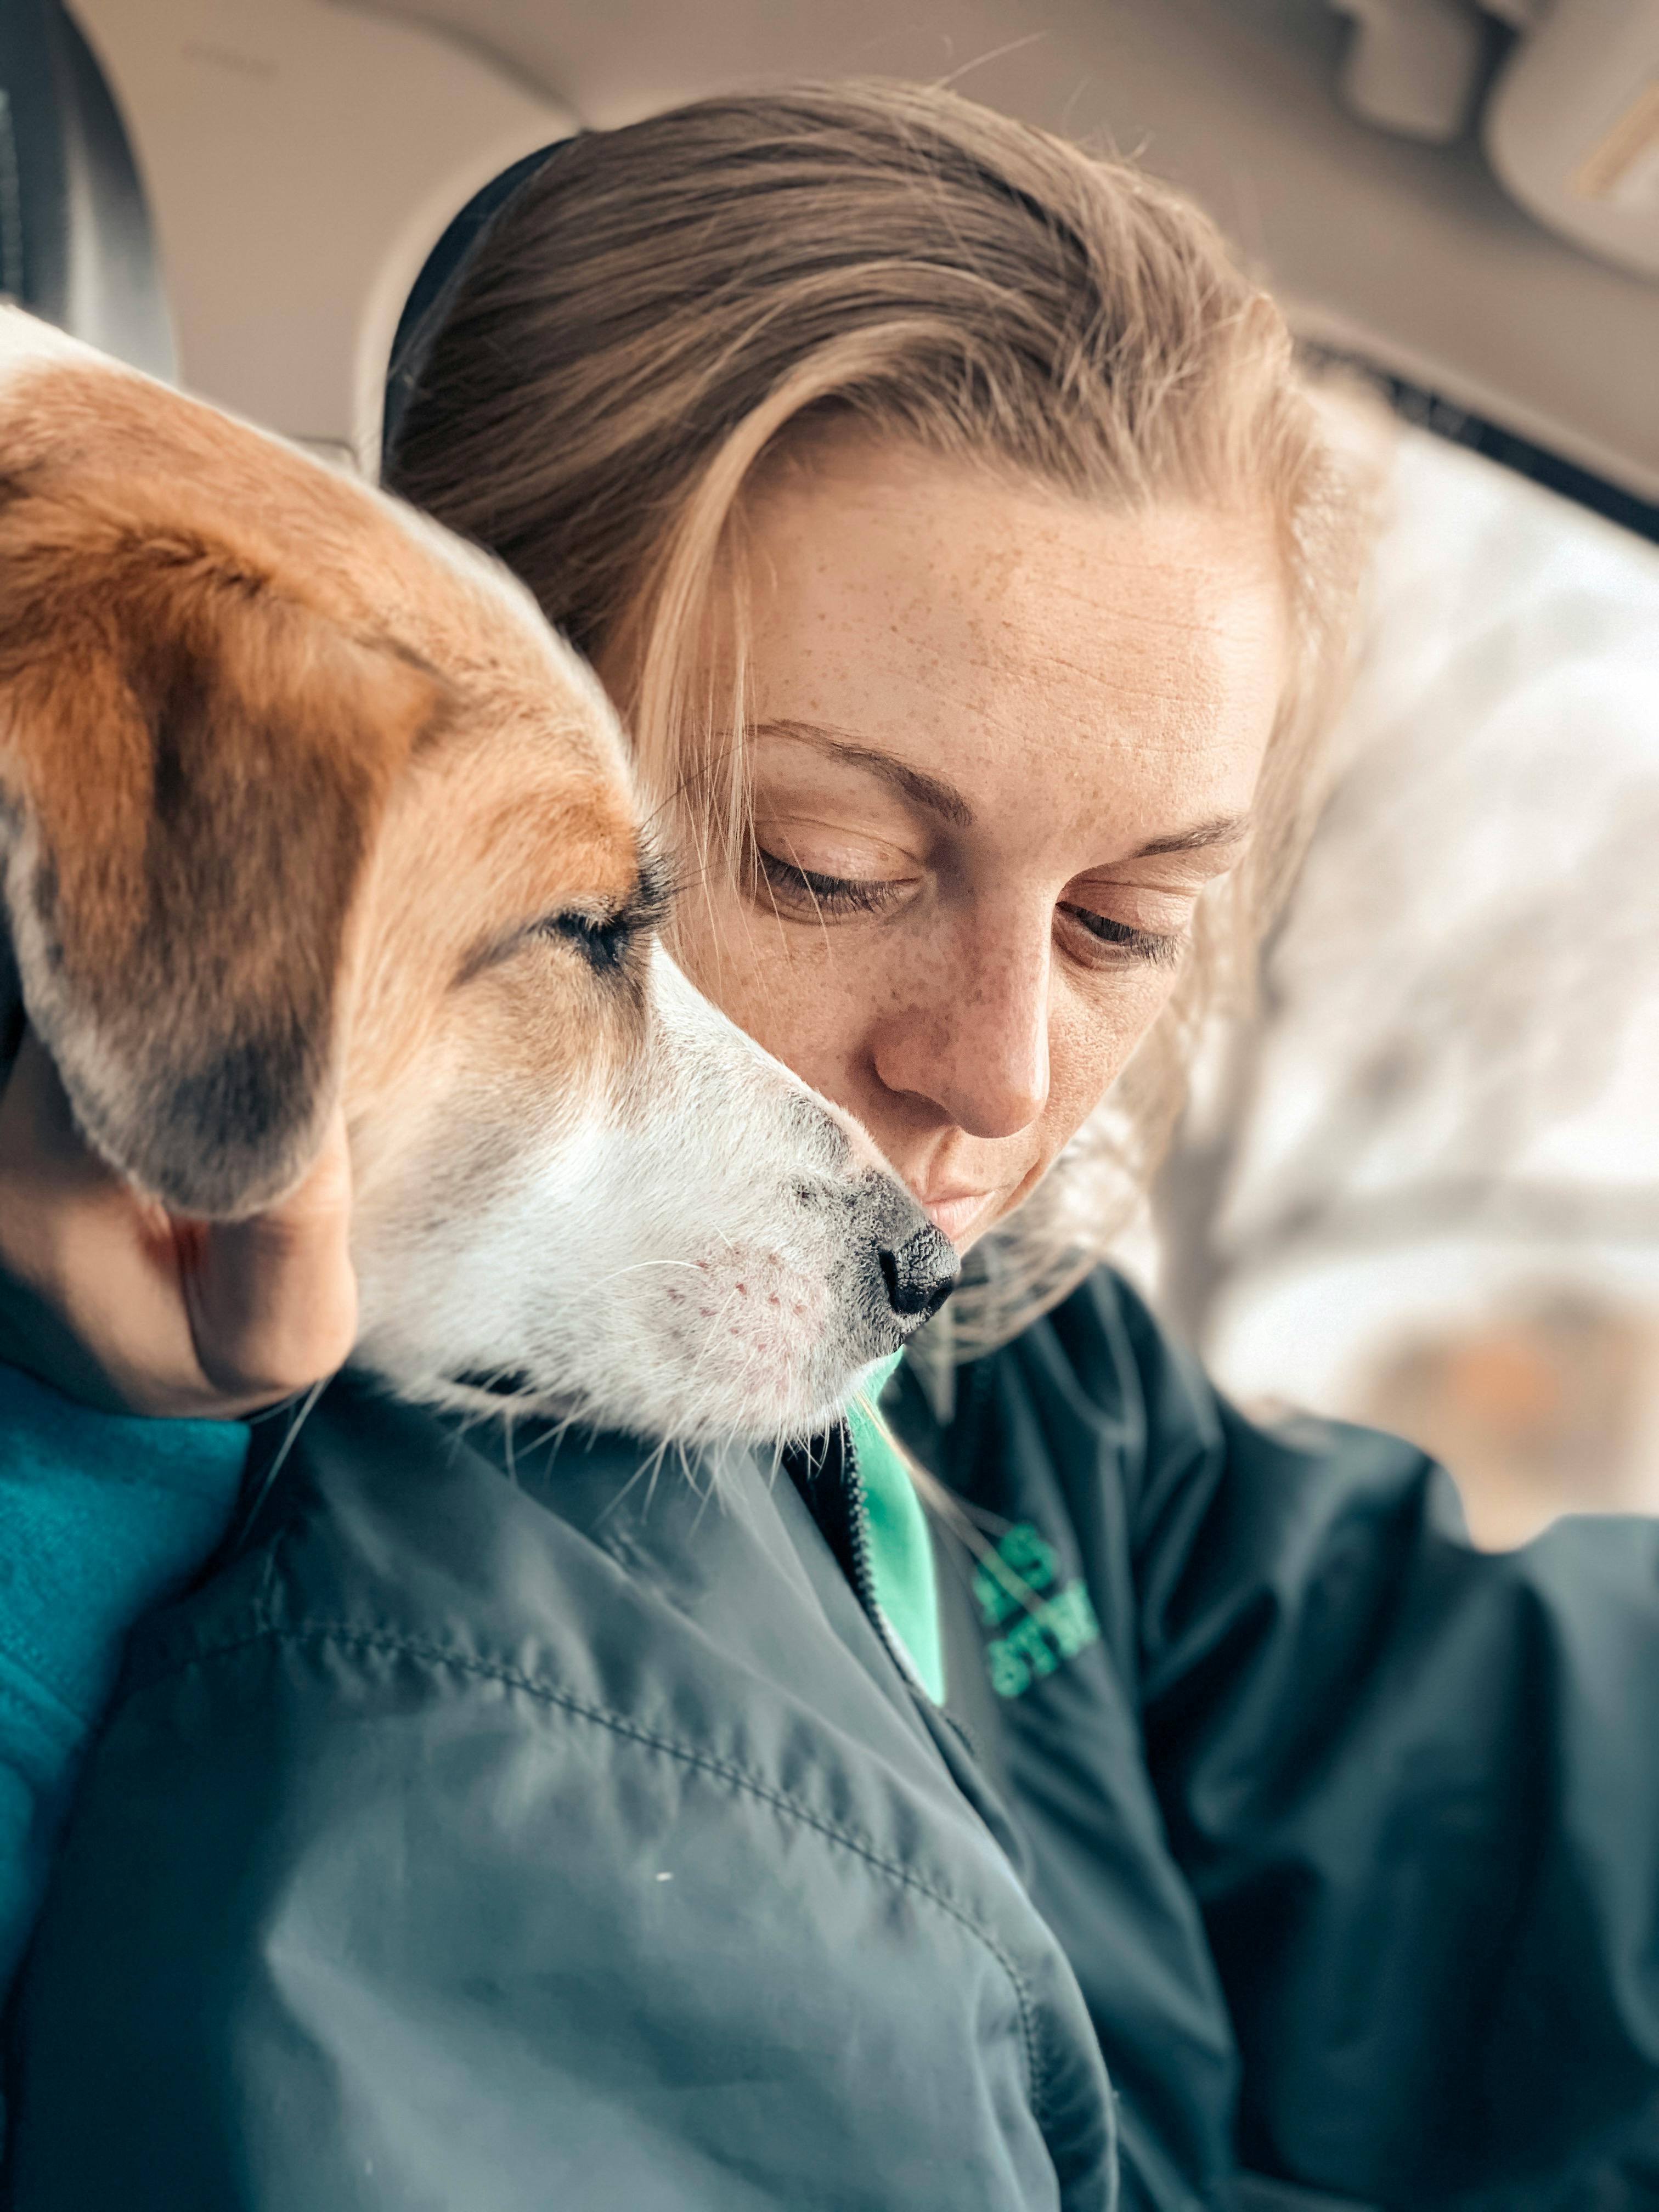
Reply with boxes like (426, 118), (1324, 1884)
(458, 853), (675, 989)
(455, 905), (637, 984)
(541, 851), (676, 975)
(537, 907), (635, 974)
(555, 851), (676, 970)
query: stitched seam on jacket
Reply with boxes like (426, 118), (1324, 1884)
(125, 1616), (1051, 2119)
(0, 1666), (82, 1741)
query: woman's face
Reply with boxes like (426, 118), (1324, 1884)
(667, 439), (1287, 1250)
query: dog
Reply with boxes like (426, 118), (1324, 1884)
(0, 308), (956, 1444)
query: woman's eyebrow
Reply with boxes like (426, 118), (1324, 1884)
(752, 719), (975, 827)
(1129, 814), (1253, 860)
(753, 721), (1250, 858)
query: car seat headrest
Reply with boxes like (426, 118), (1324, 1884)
(0, 0), (173, 378)
(380, 136), (573, 476)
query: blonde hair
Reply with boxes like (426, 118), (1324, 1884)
(386, 80), (1375, 1353)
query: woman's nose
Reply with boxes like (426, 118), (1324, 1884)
(870, 923), (1051, 1141)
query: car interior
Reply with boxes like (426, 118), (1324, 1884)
(3, 14), (1659, 2206)
(9, 0), (1659, 1533)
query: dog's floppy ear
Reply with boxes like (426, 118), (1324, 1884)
(0, 510), (444, 1216)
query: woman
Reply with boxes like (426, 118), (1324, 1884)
(2, 83), (1656, 2212)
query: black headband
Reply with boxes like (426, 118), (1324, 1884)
(380, 135), (577, 473)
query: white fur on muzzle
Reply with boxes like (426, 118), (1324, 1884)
(352, 943), (958, 1446)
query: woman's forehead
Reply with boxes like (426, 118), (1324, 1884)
(742, 450), (1285, 846)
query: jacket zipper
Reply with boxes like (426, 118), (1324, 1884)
(828, 1419), (935, 1700)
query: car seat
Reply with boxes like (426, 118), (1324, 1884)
(0, 0), (172, 376)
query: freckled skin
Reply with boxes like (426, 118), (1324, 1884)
(665, 439), (1289, 1248)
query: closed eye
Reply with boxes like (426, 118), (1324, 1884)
(537, 907), (635, 972)
(1060, 905), (1182, 969)
(539, 853), (676, 975)
(458, 849), (676, 988)
(753, 848), (907, 917)
(753, 844), (1180, 970)
(546, 849), (676, 973)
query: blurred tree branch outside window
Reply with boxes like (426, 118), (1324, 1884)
(1148, 426), (1659, 1548)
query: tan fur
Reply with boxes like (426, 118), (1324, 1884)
(0, 352), (646, 1219)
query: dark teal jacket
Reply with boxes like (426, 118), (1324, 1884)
(5, 1269), (1659, 2210)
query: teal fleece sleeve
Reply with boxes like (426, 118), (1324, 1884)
(0, 1363), (247, 1995)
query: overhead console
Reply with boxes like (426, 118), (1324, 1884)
(1329, 0), (1659, 284)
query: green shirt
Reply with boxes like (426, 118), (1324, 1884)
(845, 1353), (945, 1703)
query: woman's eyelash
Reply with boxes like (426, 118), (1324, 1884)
(1063, 906), (1183, 969)
(754, 848), (1180, 968)
(753, 849), (900, 915)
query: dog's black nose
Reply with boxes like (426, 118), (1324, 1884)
(877, 1225), (960, 1327)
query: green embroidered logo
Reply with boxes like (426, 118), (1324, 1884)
(973, 1522), (1102, 1699)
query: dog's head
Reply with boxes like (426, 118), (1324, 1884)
(0, 313), (955, 1442)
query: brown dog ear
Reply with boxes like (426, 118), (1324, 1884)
(0, 517), (444, 1217)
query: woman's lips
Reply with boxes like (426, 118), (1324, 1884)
(918, 1188), (998, 1243)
